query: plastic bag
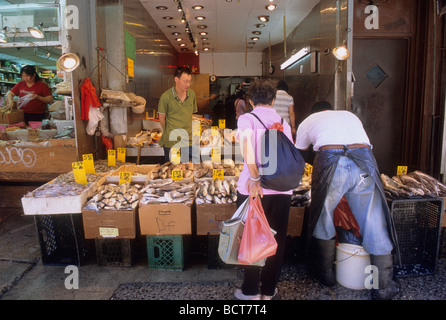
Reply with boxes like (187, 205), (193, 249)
(238, 197), (277, 265)
(86, 106), (104, 135)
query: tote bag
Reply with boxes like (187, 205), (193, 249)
(218, 199), (266, 267)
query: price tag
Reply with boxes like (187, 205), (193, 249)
(307, 164), (313, 175)
(99, 227), (119, 238)
(172, 169), (183, 181)
(170, 148), (181, 164)
(211, 147), (221, 163)
(211, 126), (219, 136)
(82, 154), (95, 174)
(213, 168), (224, 181)
(397, 166), (407, 175)
(108, 150), (116, 167)
(192, 120), (201, 137)
(119, 171), (131, 185)
(117, 148), (126, 163)
(72, 161), (87, 185)
(28, 128), (39, 140)
(218, 119), (226, 129)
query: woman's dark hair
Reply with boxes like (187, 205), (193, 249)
(247, 78), (276, 106)
(235, 90), (245, 99)
(20, 65), (41, 82)
(276, 80), (288, 92)
(174, 66), (192, 78)
(310, 100), (333, 114)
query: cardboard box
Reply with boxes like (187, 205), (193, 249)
(82, 209), (136, 239)
(49, 138), (76, 147)
(196, 203), (307, 236)
(139, 202), (192, 235)
(288, 206), (306, 236)
(0, 109), (24, 124)
(196, 203), (237, 235)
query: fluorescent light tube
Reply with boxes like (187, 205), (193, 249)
(280, 47), (311, 70)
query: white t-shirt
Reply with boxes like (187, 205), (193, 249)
(295, 110), (371, 151)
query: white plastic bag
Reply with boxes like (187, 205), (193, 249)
(86, 106), (104, 135)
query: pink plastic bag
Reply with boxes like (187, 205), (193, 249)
(238, 197), (277, 265)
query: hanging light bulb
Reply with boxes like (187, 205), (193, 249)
(57, 53), (80, 72)
(0, 31), (7, 43)
(28, 24), (45, 39)
(332, 45), (350, 60)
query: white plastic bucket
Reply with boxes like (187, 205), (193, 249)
(335, 243), (371, 290)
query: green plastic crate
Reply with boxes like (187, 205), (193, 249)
(146, 235), (184, 271)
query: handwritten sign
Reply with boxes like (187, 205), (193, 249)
(218, 119), (226, 129)
(119, 171), (131, 185)
(117, 148), (126, 163)
(72, 161), (87, 185)
(99, 227), (119, 238)
(172, 169), (183, 181)
(82, 153), (95, 173)
(170, 148), (181, 164)
(397, 166), (407, 176)
(213, 168), (224, 181)
(27, 128), (39, 141)
(211, 147), (221, 163)
(108, 150), (116, 167)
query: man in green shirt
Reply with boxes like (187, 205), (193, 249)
(158, 67), (198, 163)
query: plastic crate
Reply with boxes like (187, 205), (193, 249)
(95, 238), (134, 267)
(146, 235), (184, 271)
(390, 198), (444, 277)
(34, 214), (92, 266)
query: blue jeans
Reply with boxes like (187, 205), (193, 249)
(313, 156), (393, 255)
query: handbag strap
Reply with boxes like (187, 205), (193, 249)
(250, 112), (283, 130)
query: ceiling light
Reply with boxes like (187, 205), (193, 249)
(197, 25), (207, 29)
(201, 37), (208, 41)
(280, 47), (311, 70)
(0, 32), (7, 43)
(196, 16), (205, 20)
(180, 43), (186, 47)
(181, 16), (186, 23)
(177, 5), (183, 12)
(266, 4), (277, 11)
(176, 38), (183, 42)
(256, 23), (266, 28)
(252, 31), (261, 35)
(163, 16), (174, 20)
(181, 48), (188, 52)
(258, 16), (269, 22)
(172, 32), (180, 36)
(57, 53), (80, 72)
(199, 32), (208, 36)
(204, 47), (209, 51)
(28, 25), (45, 39)
(332, 45), (350, 60)
(167, 25), (177, 29)
(193, 5), (204, 10)
(251, 37), (259, 41)
(156, 6), (168, 10)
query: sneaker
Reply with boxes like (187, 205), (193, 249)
(261, 288), (278, 300)
(234, 289), (261, 300)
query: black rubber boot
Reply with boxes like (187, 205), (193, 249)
(308, 238), (337, 287)
(370, 254), (400, 300)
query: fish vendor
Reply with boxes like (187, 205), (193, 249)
(294, 100), (400, 300)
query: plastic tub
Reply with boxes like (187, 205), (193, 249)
(335, 243), (371, 290)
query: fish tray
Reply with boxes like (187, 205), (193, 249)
(95, 238), (134, 267)
(34, 214), (93, 266)
(390, 197), (444, 277)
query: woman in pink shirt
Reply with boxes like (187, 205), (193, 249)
(234, 79), (293, 300)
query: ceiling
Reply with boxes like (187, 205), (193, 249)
(139, 0), (320, 54)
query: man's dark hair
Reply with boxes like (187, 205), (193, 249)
(174, 66), (192, 78)
(247, 78), (276, 106)
(276, 80), (288, 92)
(310, 100), (333, 114)
(20, 65), (41, 81)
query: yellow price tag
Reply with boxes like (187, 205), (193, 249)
(82, 154), (95, 174)
(218, 119), (226, 129)
(397, 166), (407, 175)
(211, 126), (219, 136)
(119, 171), (131, 185)
(172, 169), (183, 181)
(117, 148), (126, 163)
(108, 150), (116, 167)
(170, 148), (181, 164)
(211, 147), (221, 163)
(307, 164), (313, 175)
(213, 168), (224, 181)
(72, 161), (88, 185)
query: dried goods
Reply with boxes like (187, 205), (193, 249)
(84, 182), (143, 211)
(195, 178), (238, 204)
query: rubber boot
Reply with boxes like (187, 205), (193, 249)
(370, 254), (400, 300)
(308, 238), (337, 287)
